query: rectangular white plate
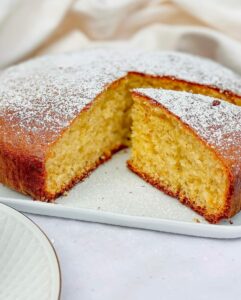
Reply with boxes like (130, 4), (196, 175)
(0, 149), (240, 239)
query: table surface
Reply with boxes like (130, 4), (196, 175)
(28, 214), (241, 300)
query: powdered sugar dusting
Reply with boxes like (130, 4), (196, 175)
(134, 88), (241, 162)
(134, 51), (241, 94)
(0, 48), (241, 146)
(0, 50), (127, 143)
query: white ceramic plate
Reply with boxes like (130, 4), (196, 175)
(0, 149), (240, 239)
(0, 203), (61, 300)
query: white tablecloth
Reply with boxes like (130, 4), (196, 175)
(29, 214), (241, 300)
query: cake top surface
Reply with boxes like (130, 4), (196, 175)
(0, 48), (241, 151)
(134, 88), (241, 165)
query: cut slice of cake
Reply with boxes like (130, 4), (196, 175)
(128, 88), (241, 223)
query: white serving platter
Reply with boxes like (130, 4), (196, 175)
(0, 203), (61, 300)
(0, 149), (240, 239)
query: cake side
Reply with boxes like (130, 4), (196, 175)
(0, 134), (47, 200)
(128, 89), (241, 223)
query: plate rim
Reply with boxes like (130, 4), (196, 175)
(0, 202), (61, 300)
(0, 196), (241, 239)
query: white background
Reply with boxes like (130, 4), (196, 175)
(30, 214), (241, 300)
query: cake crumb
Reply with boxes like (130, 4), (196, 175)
(212, 100), (221, 106)
(193, 218), (200, 223)
(229, 219), (233, 224)
(63, 191), (69, 196)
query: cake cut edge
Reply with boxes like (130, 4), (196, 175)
(127, 161), (232, 224)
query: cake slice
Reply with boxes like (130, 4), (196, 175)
(128, 89), (241, 223)
(1, 49), (241, 201)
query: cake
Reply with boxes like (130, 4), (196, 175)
(128, 89), (241, 223)
(0, 48), (241, 222)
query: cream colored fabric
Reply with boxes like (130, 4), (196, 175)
(0, 0), (241, 73)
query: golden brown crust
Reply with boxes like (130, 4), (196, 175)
(0, 141), (126, 201)
(0, 144), (46, 199)
(127, 161), (232, 224)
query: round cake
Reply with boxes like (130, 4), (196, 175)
(0, 48), (241, 222)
